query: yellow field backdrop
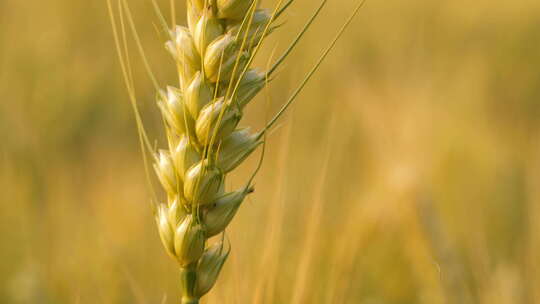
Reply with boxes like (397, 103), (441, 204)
(1, 0), (540, 303)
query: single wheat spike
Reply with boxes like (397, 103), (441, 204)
(106, 0), (365, 302)
(155, 1), (277, 303)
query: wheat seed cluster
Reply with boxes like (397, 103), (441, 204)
(153, 1), (274, 303)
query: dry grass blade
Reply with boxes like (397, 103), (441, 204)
(290, 111), (337, 304)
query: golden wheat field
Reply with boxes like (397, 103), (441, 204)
(1, 0), (540, 303)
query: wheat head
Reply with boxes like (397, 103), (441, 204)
(107, 0), (363, 301)
(104, 0), (365, 302)
(154, 1), (279, 303)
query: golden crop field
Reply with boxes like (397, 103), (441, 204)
(1, 0), (539, 303)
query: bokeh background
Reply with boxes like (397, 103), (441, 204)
(1, 0), (540, 303)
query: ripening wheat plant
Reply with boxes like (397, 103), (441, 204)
(107, 0), (364, 302)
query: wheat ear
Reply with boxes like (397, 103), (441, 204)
(107, 0), (365, 302)
(153, 1), (287, 302)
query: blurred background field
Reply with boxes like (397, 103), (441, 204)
(1, 0), (540, 303)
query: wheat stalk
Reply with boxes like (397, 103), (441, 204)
(107, 0), (365, 302)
